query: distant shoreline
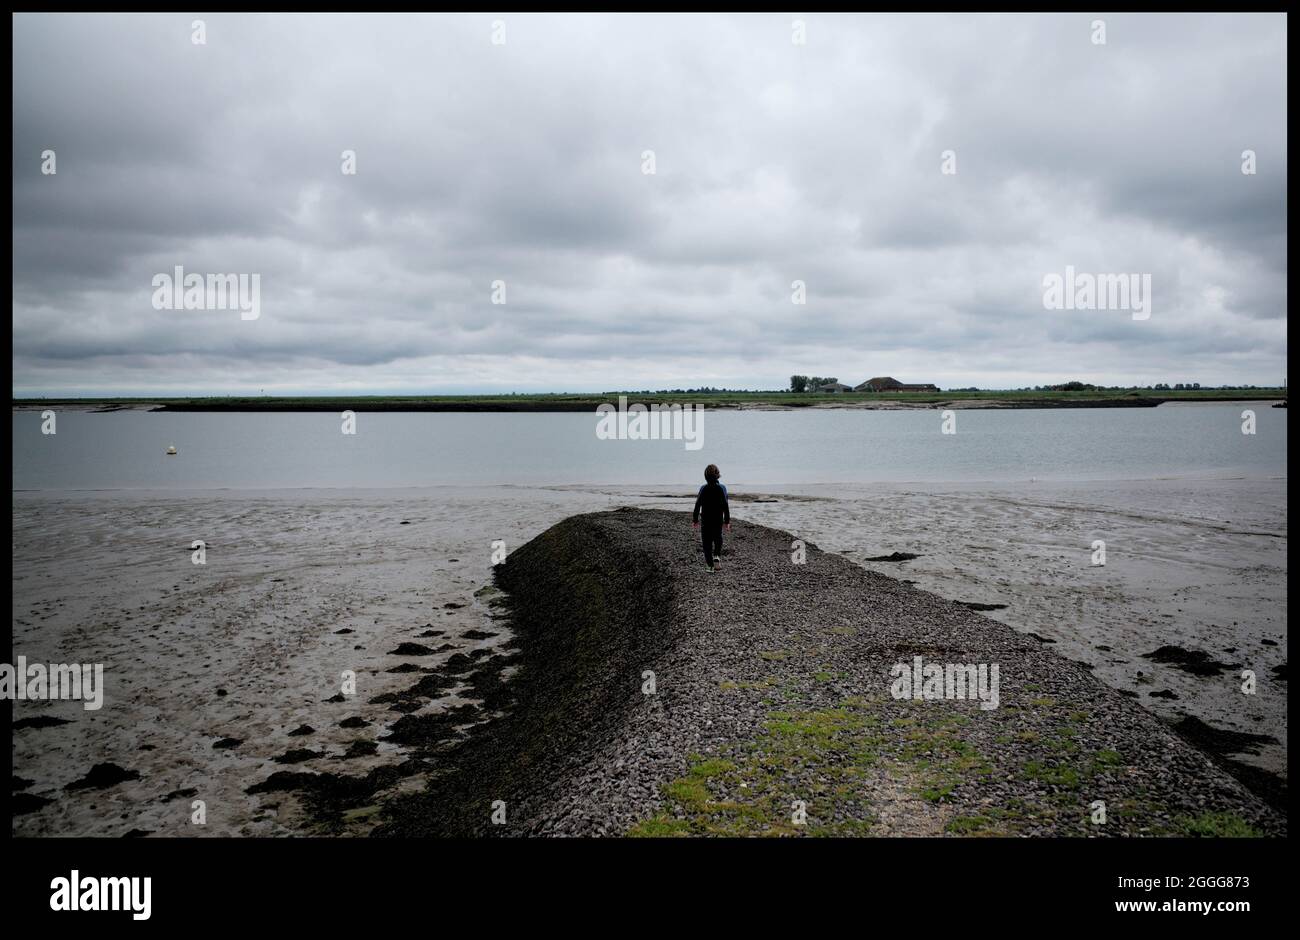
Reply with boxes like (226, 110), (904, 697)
(9, 390), (1288, 413)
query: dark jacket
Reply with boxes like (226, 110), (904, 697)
(693, 481), (730, 526)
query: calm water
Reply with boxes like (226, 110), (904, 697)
(11, 404), (1287, 490)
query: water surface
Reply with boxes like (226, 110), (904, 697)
(11, 404), (1287, 490)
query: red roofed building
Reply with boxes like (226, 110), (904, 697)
(854, 377), (939, 392)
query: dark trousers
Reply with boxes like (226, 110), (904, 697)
(701, 523), (723, 566)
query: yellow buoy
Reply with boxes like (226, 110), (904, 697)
(166, 444), (178, 455)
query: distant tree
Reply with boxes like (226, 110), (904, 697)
(1051, 380), (1096, 392)
(808, 376), (824, 391)
(790, 375), (809, 393)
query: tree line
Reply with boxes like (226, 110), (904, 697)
(789, 375), (840, 392)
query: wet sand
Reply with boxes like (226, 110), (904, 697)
(10, 477), (1287, 835)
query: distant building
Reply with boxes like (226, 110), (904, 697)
(855, 376), (939, 393)
(818, 382), (853, 393)
(855, 376), (900, 391)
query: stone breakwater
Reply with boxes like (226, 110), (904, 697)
(374, 508), (1284, 837)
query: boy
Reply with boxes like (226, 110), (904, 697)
(692, 463), (731, 571)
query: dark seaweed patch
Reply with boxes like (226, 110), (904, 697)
(1142, 645), (1239, 677)
(65, 763), (140, 791)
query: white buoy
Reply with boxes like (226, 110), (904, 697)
(166, 444), (178, 455)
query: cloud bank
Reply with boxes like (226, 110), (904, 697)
(11, 13), (1288, 394)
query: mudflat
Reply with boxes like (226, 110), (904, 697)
(11, 480), (1286, 836)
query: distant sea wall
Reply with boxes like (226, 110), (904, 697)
(10, 391), (1287, 413)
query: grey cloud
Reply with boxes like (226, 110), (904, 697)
(11, 12), (1288, 394)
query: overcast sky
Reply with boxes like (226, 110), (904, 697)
(11, 13), (1288, 395)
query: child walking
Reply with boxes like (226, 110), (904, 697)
(692, 463), (731, 570)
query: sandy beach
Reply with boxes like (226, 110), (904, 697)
(10, 476), (1286, 836)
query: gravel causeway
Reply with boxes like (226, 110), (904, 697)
(375, 508), (1285, 838)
